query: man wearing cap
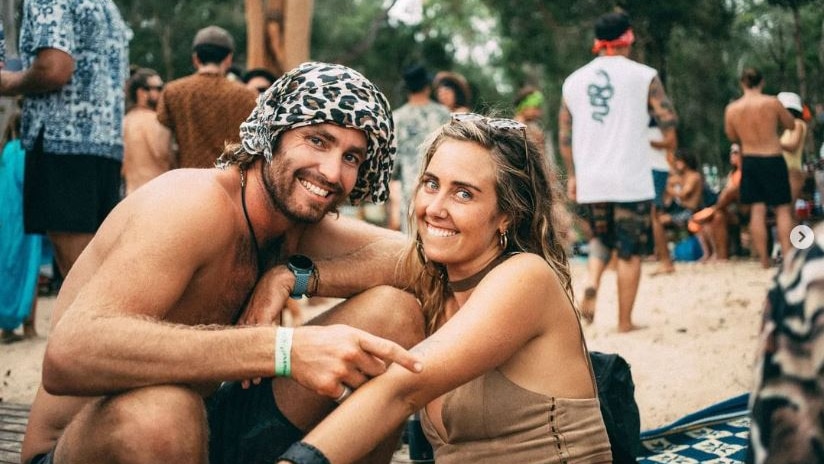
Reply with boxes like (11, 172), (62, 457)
(388, 64), (450, 232)
(156, 25), (258, 169)
(559, 11), (678, 332)
(21, 62), (424, 464)
(724, 68), (795, 268)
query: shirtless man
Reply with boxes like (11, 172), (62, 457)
(724, 67), (795, 267)
(121, 68), (170, 195)
(21, 62), (425, 464)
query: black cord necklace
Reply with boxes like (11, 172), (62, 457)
(240, 168), (262, 277)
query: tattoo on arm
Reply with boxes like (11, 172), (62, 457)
(649, 76), (678, 130)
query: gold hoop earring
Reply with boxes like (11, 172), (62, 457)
(499, 230), (509, 250)
(416, 237), (428, 265)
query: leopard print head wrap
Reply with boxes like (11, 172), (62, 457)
(236, 61), (396, 205)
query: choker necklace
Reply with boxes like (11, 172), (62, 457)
(447, 254), (510, 293)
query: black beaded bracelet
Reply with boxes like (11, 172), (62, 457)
(279, 441), (331, 464)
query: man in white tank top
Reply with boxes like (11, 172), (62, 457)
(559, 11), (678, 332)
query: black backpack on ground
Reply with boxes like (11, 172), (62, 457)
(589, 351), (642, 464)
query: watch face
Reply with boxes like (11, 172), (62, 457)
(289, 254), (313, 271)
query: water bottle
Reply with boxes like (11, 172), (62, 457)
(814, 191), (822, 216)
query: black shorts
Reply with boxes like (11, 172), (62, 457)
(584, 201), (653, 259)
(28, 450), (54, 464)
(23, 134), (122, 234)
(739, 155), (791, 206)
(207, 378), (303, 464)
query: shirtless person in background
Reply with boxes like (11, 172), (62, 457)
(723, 67), (795, 268)
(21, 62), (424, 464)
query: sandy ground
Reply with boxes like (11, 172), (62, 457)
(0, 259), (772, 431)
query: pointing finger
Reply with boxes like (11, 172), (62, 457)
(357, 332), (423, 374)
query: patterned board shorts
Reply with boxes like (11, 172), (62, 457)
(583, 201), (653, 260)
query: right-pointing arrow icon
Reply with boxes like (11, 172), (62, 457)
(791, 225), (814, 250)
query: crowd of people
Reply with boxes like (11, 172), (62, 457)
(0, 1), (822, 463)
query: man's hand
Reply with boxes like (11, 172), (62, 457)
(290, 324), (423, 399)
(238, 265), (294, 326)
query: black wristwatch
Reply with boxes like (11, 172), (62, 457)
(287, 255), (314, 299)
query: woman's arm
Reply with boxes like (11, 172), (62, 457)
(780, 120), (805, 152)
(281, 254), (580, 463)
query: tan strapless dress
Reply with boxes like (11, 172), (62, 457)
(421, 369), (612, 463)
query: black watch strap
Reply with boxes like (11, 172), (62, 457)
(279, 441), (330, 464)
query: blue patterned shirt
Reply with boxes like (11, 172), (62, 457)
(19, 0), (130, 160)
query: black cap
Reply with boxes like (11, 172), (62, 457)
(402, 64), (431, 92)
(595, 12), (631, 40)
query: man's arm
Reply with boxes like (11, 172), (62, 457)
(648, 75), (678, 150)
(42, 175), (420, 397)
(680, 171), (702, 208)
(650, 127), (677, 152)
(724, 105), (739, 143)
(780, 119), (804, 152)
(557, 99), (576, 201)
(299, 214), (407, 294)
(154, 91), (179, 168)
(239, 214), (407, 325)
(777, 100), (796, 132)
(153, 121), (177, 169)
(0, 48), (73, 96)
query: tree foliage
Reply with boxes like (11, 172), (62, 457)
(114, 0), (245, 81)
(115, 0), (824, 168)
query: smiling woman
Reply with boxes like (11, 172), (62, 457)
(276, 114), (612, 464)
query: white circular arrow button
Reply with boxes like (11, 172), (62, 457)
(791, 224), (814, 250)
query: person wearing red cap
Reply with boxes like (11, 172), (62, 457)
(559, 10), (678, 332)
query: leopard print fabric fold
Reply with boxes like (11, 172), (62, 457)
(234, 61), (396, 205)
(748, 227), (824, 463)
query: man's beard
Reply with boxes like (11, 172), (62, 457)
(260, 160), (345, 224)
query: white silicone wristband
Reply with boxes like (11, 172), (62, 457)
(275, 326), (294, 377)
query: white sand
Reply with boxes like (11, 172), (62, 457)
(0, 259), (773, 430)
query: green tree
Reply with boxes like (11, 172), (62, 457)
(115, 0), (245, 80)
(767, 0), (819, 100)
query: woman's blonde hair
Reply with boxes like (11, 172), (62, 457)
(398, 117), (574, 334)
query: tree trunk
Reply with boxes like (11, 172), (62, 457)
(160, 19), (174, 81)
(792, 5), (807, 100)
(245, 0), (313, 76)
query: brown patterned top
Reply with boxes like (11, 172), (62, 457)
(157, 73), (257, 168)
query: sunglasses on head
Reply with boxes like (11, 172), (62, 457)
(451, 112), (527, 130)
(450, 112), (531, 173)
